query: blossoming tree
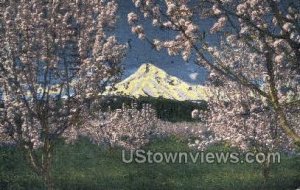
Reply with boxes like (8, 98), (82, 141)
(127, 0), (300, 149)
(64, 103), (157, 150)
(0, 0), (126, 188)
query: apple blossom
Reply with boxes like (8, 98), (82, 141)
(128, 0), (300, 149)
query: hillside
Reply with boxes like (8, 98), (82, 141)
(110, 63), (208, 101)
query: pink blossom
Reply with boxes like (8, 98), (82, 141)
(128, 12), (138, 25)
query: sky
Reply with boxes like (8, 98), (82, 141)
(114, 0), (208, 84)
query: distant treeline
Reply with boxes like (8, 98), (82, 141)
(98, 96), (207, 122)
(0, 94), (207, 122)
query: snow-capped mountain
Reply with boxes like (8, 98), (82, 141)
(111, 63), (208, 101)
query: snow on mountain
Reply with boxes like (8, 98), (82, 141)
(111, 63), (208, 101)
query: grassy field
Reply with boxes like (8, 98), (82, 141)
(0, 137), (299, 190)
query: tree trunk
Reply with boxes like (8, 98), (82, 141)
(24, 145), (54, 190)
(276, 106), (300, 147)
(42, 138), (54, 190)
(262, 160), (271, 182)
(270, 88), (300, 147)
(43, 170), (54, 190)
(265, 51), (300, 147)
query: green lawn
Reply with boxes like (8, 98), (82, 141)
(0, 137), (299, 190)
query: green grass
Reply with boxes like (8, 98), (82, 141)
(0, 137), (299, 190)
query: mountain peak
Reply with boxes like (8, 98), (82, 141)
(112, 63), (208, 101)
(137, 63), (164, 74)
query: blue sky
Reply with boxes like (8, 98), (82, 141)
(114, 0), (208, 84)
